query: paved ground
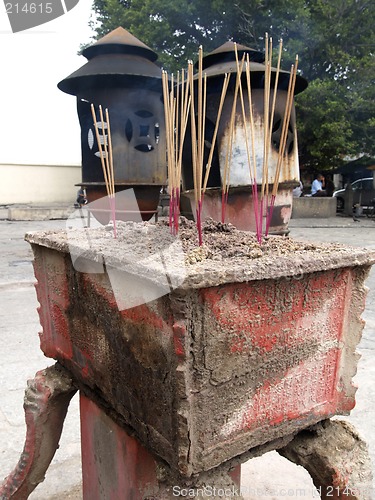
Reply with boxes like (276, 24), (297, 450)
(0, 214), (374, 499)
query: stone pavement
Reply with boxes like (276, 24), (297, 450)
(0, 215), (374, 499)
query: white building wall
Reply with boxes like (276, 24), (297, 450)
(0, 163), (81, 205)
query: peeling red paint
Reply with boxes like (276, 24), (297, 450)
(80, 395), (159, 500)
(201, 270), (350, 356)
(28, 236), (370, 477)
(173, 322), (187, 358)
(223, 348), (344, 434)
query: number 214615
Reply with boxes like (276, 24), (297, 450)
(5, 3), (53, 14)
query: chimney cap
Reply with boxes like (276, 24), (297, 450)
(82, 26), (158, 62)
(58, 27), (162, 96)
(195, 40), (308, 95)
(199, 41), (265, 69)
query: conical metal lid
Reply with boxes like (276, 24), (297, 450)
(58, 27), (161, 96)
(200, 41), (264, 69)
(82, 26), (158, 62)
(196, 40), (308, 95)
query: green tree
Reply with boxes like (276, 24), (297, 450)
(89, 0), (375, 173)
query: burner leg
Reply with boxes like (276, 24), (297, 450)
(0, 363), (77, 499)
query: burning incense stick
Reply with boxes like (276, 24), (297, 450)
(262, 40), (283, 235)
(268, 39), (283, 156)
(91, 103), (117, 237)
(176, 79), (191, 233)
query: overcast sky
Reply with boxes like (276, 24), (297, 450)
(0, 0), (95, 165)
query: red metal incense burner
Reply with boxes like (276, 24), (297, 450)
(2, 225), (374, 498)
(24, 227), (375, 480)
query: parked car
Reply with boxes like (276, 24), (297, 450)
(333, 177), (375, 212)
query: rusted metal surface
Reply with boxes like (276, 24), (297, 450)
(182, 41), (307, 232)
(77, 92), (165, 184)
(27, 230), (374, 477)
(80, 394), (159, 500)
(183, 184), (293, 234)
(80, 394), (243, 499)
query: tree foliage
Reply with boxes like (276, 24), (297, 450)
(89, 0), (375, 172)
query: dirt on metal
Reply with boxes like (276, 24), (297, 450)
(26, 217), (375, 290)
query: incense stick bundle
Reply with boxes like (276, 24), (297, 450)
(173, 70), (191, 233)
(91, 103), (117, 238)
(233, 44), (262, 241)
(188, 57), (204, 245)
(162, 71), (178, 233)
(175, 72), (191, 233)
(261, 34), (271, 201)
(258, 34), (273, 241)
(221, 52), (245, 224)
(262, 39), (282, 236)
(162, 69), (191, 235)
(202, 72), (231, 193)
(266, 55), (298, 234)
(245, 53), (261, 241)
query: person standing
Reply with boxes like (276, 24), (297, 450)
(76, 186), (88, 207)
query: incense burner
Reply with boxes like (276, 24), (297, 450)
(58, 27), (167, 223)
(181, 41), (308, 234)
(26, 223), (375, 477)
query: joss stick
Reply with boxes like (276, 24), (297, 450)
(263, 39), (283, 235)
(202, 72), (231, 193)
(162, 71), (178, 233)
(171, 74), (178, 232)
(188, 59), (203, 245)
(197, 46), (203, 183)
(196, 47), (206, 246)
(90, 103), (117, 238)
(175, 72), (191, 234)
(105, 107), (117, 238)
(201, 74), (207, 185)
(245, 53), (260, 242)
(260, 34), (272, 241)
(161, 71), (171, 225)
(268, 39), (283, 159)
(222, 53), (245, 224)
(266, 55), (298, 234)
(234, 43), (261, 242)
(174, 70), (181, 234)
